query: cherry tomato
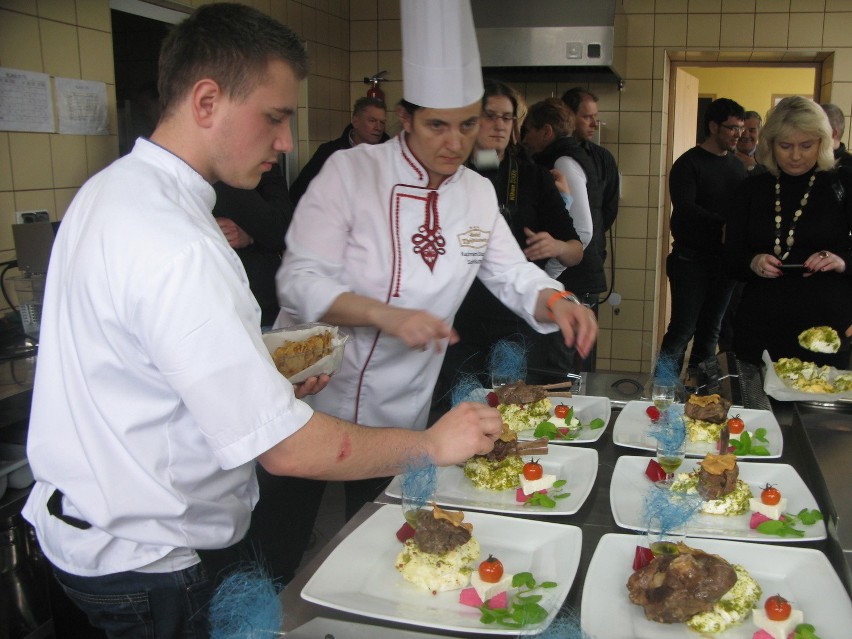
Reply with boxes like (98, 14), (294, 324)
(479, 555), (504, 583)
(523, 458), (543, 481)
(764, 594), (792, 621)
(646, 406), (661, 421)
(554, 404), (569, 419)
(761, 483), (782, 506)
(727, 414), (745, 434)
(486, 391), (499, 407)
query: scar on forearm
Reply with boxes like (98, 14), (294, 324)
(336, 433), (352, 462)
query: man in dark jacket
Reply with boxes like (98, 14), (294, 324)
(659, 98), (747, 374)
(289, 96), (389, 205)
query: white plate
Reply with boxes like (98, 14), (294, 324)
(581, 533), (852, 639)
(301, 504), (581, 636)
(384, 446), (598, 516)
(609, 456), (826, 542)
(516, 394), (611, 444)
(762, 350), (852, 402)
(612, 401), (783, 459)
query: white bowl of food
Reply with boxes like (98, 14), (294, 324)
(262, 323), (348, 384)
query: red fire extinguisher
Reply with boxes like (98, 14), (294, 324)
(364, 70), (388, 103)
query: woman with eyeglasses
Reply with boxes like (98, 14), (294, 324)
(723, 96), (852, 367)
(437, 80), (584, 393)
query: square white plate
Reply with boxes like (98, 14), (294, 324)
(581, 534), (852, 639)
(612, 401), (782, 459)
(301, 505), (581, 636)
(384, 446), (598, 516)
(609, 456), (826, 542)
(516, 394), (611, 444)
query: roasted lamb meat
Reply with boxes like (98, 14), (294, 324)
(627, 544), (737, 623)
(494, 381), (548, 405)
(412, 508), (471, 555)
(697, 453), (739, 500)
(684, 394), (732, 424)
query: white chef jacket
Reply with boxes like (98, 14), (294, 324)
(278, 133), (562, 430)
(23, 139), (314, 577)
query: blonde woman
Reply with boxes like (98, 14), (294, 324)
(724, 96), (852, 366)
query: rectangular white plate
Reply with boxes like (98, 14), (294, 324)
(516, 394), (611, 444)
(581, 534), (852, 639)
(609, 456), (826, 542)
(384, 446), (598, 516)
(612, 401), (782, 459)
(301, 505), (581, 636)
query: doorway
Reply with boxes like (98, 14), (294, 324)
(655, 60), (823, 369)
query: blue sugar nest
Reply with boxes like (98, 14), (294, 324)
(401, 456), (437, 510)
(648, 403), (687, 451)
(450, 373), (487, 407)
(487, 339), (527, 384)
(209, 567), (283, 639)
(643, 480), (702, 534)
(653, 353), (680, 387)
(531, 609), (591, 639)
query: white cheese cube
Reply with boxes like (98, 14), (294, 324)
(729, 429), (748, 442)
(518, 473), (556, 496)
(469, 571), (514, 603)
(752, 607), (803, 639)
(748, 497), (788, 520)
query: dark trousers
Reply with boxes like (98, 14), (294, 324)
(659, 248), (735, 373)
(50, 541), (251, 639)
(245, 468), (390, 583)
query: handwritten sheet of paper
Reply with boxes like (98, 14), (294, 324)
(55, 77), (108, 135)
(0, 67), (55, 133)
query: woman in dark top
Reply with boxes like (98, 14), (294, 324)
(439, 80), (583, 390)
(724, 96), (852, 367)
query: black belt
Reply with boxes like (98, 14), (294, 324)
(47, 489), (92, 530)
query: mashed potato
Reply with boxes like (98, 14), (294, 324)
(670, 472), (753, 515)
(684, 417), (724, 443)
(395, 536), (480, 593)
(498, 398), (552, 433)
(463, 455), (524, 490)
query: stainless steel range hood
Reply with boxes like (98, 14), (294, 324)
(471, 0), (625, 86)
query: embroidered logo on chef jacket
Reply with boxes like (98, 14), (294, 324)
(458, 226), (489, 264)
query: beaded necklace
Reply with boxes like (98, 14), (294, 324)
(773, 172), (816, 260)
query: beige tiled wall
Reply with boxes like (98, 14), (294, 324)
(0, 0), (117, 276)
(3, 0), (852, 372)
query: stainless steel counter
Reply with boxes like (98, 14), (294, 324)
(280, 372), (851, 636)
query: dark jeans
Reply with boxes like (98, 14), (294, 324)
(245, 468), (390, 584)
(659, 248), (735, 372)
(50, 541), (251, 639)
(543, 293), (600, 375)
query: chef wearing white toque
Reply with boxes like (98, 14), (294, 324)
(277, 0), (598, 518)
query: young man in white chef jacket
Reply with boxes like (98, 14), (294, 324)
(21, 5), (505, 637)
(277, 0), (598, 523)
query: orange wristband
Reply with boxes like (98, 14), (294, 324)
(546, 290), (579, 319)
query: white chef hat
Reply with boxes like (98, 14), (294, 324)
(401, 0), (484, 109)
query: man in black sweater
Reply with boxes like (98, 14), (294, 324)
(659, 98), (747, 374)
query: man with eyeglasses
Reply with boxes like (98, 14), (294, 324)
(734, 110), (768, 175)
(658, 98), (747, 376)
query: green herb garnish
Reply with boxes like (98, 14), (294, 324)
(588, 418), (605, 430)
(730, 428), (770, 456)
(478, 571), (558, 628)
(793, 623), (822, 639)
(523, 479), (570, 509)
(533, 414), (604, 440)
(757, 508), (823, 537)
